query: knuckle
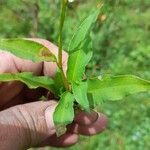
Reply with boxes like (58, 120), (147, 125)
(11, 105), (32, 147)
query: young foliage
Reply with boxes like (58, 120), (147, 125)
(87, 75), (150, 107)
(72, 81), (90, 111)
(0, 39), (56, 62)
(53, 91), (74, 136)
(0, 72), (54, 92)
(67, 8), (102, 82)
(68, 8), (102, 52)
(0, 1), (150, 137)
(67, 37), (92, 82)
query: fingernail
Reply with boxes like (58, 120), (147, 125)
(45, 102), (57, 134)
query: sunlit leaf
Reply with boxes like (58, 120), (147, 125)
(67, 8), (102, 82)
(67, 37), (92, 82)
(0, 38), (56, 62)
(72, 81), (90, 111)
(53, 92), (74, 136)
(0, 72), (54, 92)
(87, 75), (150, 107)
(68, 8), (102, 52)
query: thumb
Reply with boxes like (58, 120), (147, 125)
(0, 100), (57, 150)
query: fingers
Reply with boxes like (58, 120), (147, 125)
(12, 38), (68, 77)
(33, 39), (68, 77)
(13, 56), (43, 75)
(68, 111), (108, 136)
(35, 110), (107, 148)
(74, 110), (98, 125)
(0, 90), (25, 111)
(0, 38), (68, 77)
(0, 39), (67, 107)
(0, 100), (58, 150)
(38, 133), (78, 148)
(0, 99), (108, 149)
(0, 44), (41, 107)
(0, 51), (18, 73)
(0, 50), (42, 75)
(0, 52), (24, 106)
(0, 81), (24, 109)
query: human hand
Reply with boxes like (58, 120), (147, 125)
(0, 39), (108, 150)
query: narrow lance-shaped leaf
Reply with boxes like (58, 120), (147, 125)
(72, 81), (90, 111)
(68, 7), (103, 52)
(53, 92), (74, 136)
(67, 8), (102, 82)
(0, 39), (57, 62)
(87, 75), (150, 107)
(0, 72), (54, 92)
(67, 37), (92, 82)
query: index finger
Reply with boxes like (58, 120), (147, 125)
(0, 39), (67, 107)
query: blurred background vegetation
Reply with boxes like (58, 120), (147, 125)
(0, 0), (150, 149)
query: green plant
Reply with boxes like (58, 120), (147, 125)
(0, 0), (150, 137)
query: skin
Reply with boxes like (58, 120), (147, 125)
(0, 39), (108, 150)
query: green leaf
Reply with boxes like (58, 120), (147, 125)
(67, 37), (92, 82)
(39, 95), (47, 101)
(53, 70), (65, 96)
(67, 8), (102, 82)
(53, 92), (74, 136)
(0, 39), (56, 62)
(68, 8), (102, 52)
(72, 81), (90, 111)
(87, 75), (150, 107)
(0, 72), (54, 92)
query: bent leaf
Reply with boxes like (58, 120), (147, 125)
(67, 37), (92, 82)
(53, 92), (74, 136)
(67, 8), (102, 82)
(0, 39), (56, 62)
(68, 7), (102, 52)
(72, 81), (90, 111)
(87, 75), (150, 107)
(0, 72), (54, 92)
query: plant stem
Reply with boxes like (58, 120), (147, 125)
(59, 64), (70, 91)
(57, 0), (69, 91)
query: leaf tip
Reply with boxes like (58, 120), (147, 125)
(55, 124), (67, 137)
